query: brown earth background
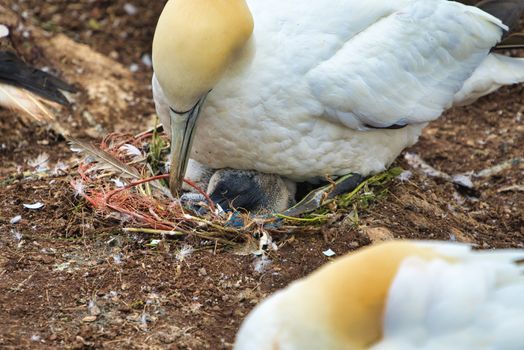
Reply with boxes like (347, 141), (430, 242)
(0, 1), (522, 349)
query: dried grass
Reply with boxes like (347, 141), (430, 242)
(70, 131), (401, 250)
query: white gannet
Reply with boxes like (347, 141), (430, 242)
(152, 0), (524, 210)
(0, 24), (74, 121)
(235, 240), (524, 349)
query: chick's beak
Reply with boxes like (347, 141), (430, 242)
(168, 95), (207, 196)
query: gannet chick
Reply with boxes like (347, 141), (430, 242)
(207, 169), (296, 213)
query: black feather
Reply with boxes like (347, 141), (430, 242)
(364, 123), (407, 130)
(0, 51), (75, 105)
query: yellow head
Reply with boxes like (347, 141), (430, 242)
(152, 0), (254, 112)
(235, 241), (449, 349)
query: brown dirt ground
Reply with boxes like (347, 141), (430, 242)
(0, 1), (522, 349)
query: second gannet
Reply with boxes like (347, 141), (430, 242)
(234, 240), (524, 349)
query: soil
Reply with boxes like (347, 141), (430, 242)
(0, 1), (522, 349)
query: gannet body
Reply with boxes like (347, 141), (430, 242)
(152, 0), (524, 198)
(235, 241), (524, 350)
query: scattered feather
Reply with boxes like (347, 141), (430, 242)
(11, 228), (22, 241)
(453, 191), (467, 205)
(147, 239), (161, 247)
(452, 174), (475, 189)
(124, 3), (138, 16)
(111, 178), (125, 188)
(176, 245), (194, 261)
(68, 136), (141, 179)
(113, 254), (123, 265)
(254, 256), (272, 273)
(119, 144), (142, 158)
(323, 249), (336, 257)
(10, 215), (22, 224)
(23, 202), (44, 210)
(129, 63), (139, 73)
(498, 184), (524, 193)
(28, 152), (50, 173)
(474, 158), (523, 178)
(140, 312), (150, 328)
(397, 170), (413, 182)
(53, 262), (71, 272)
(52, 161), (69, 175)
(71, 180), (85, 197)
(404, 153), (451, 180)
(257, 231), (277, 254)
(88, 300), (101, 316)
(0, 24), (9, 38)
(69, 135), (170, 197)
(141, 53), (152, 67)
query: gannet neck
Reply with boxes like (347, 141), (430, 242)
(152, 0), (253, 112)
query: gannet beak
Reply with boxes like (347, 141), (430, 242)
(168, 95), (207, 196)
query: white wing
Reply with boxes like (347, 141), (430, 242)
(307, 0), (507, 130)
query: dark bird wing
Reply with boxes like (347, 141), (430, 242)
(0, 51), (75, 106)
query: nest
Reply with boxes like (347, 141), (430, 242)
(69, 130), (401, 251)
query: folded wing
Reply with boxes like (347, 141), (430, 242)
(307, 0), (506, 130)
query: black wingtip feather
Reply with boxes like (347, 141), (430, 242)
(0, 51), (75, 106)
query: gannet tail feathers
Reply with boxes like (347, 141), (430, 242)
(0, 51), (75, 121)
(452, 0), (524, 105)
(454, 53), (524, 106)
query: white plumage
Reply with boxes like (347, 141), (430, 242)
(153, 0), (524, 182)
(373, 254), (524, 349)
(234, 241), (524, 350)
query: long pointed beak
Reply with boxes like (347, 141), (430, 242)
(168, 96), (206, 196)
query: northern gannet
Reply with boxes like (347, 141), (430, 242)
(235, 240), (524, 349)
(0, 24), (74, 121)
(152, 0), (524, 211)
